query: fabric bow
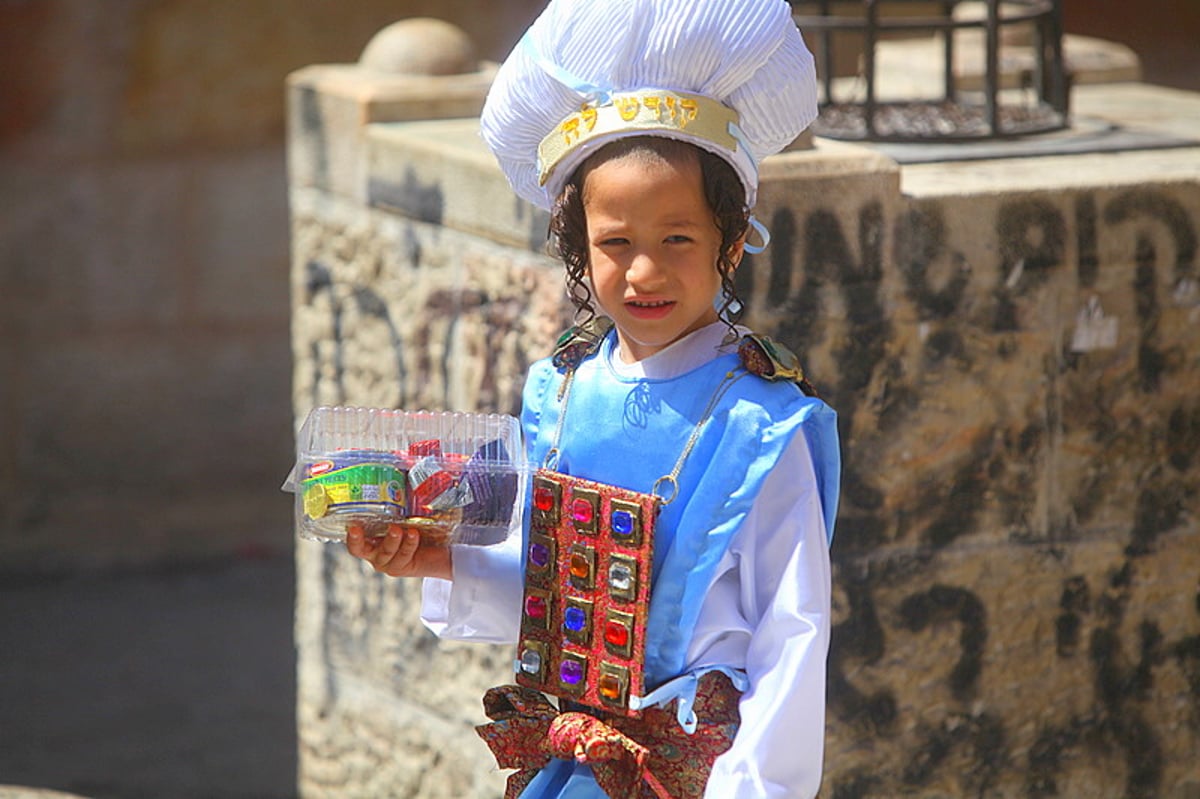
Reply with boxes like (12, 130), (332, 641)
(476, 685), (669, 799)
(476, 673), (741, 799)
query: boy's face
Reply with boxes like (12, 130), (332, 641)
(581, 148), (739, 363)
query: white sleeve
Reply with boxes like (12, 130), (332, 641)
(420, 526), (525, 645)
(701, 433), (832, 799)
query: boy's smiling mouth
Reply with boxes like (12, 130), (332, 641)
(625, 299), (676, 319)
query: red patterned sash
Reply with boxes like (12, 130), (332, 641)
(475, 670), (741, 799)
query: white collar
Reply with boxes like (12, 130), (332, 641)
(604, 322), (746, 380)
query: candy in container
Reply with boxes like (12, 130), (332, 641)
(283, 406), (525, 546)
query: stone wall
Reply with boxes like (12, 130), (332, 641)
(288, 31), (1200, 797)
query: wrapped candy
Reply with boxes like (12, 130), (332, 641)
(283, 407), (525, 546)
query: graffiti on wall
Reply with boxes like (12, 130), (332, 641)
(291, 211), (564, 417)
(734, 186), (1199, 797)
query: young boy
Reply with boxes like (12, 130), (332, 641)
(348, 1), (838, 796)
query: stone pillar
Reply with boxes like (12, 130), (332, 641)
(289, 18), (1200, 797)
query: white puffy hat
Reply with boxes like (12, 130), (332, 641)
(481, 0), (818, 211)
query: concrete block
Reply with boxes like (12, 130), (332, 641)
(287, 64), (496, 202)
(366, 118), (550, 252)
(825, 526), (1200, 797)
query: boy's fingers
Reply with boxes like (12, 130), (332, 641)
(374, 525), (404, 565)
(396, 529), (420, 565)
(345, 523), (368, 557)
(343, 521), (426, 576)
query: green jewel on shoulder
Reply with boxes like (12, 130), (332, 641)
(738, 333), (819, 397)
(552, 316), (615, 373)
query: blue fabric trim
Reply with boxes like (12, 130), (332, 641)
(629, 665), (750, 734)
(520, 33), (613, 105)
(743, 215), (771, 255)
(521, 761), (601, 799)
(726, 121), (759, 179)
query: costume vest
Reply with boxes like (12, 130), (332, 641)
(519, 327), (839, 687)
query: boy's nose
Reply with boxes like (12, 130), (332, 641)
(626, 252), (665, 288)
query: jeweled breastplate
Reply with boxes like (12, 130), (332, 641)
(517, 468), (659, 716)
(513, 319), (815, 717)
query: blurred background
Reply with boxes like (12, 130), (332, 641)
(0, 1), (1197, 797)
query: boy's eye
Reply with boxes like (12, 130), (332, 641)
(665, 235), (693, 244)
(598, 237), (629, 247)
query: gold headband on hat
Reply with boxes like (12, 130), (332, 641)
(536, 90), (741, 188)
(479, 0), (818, 210)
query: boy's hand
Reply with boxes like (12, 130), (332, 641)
(344, 522), (452, 580)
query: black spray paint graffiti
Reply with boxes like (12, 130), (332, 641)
(743, 202), (893, 552)
(299, 256), (530, 416)
(1028, 566), (1167, 799)
(1031, 562), (1200, 798)
(828, 563), (1200, 799)
(751, 187), (1198, 551)
(736, 187), (1199, 797)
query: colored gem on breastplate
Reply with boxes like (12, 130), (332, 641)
(611, 509), (634, 536)
(598, 673), (622, 700)
(609, 563), (633, 592)
(569, 552), (590, 579)
(564, 606), (587, 632)
(528, 542), (550, 568)
(604, 620), (629, 648)
(560, 659), (584, 685)
(518, 648), (542, 674)
(534, 485), (556, 512)
(571, 497), (594, 524)
(524, 595), (547, 619)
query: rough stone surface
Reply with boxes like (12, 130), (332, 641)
(289, 190), (567, 797)
(289, 188), (566, 419)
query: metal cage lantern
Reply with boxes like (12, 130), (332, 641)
(792, 0), (1070, 141)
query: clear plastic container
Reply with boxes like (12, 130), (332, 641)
(283, 406), (525, 546)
